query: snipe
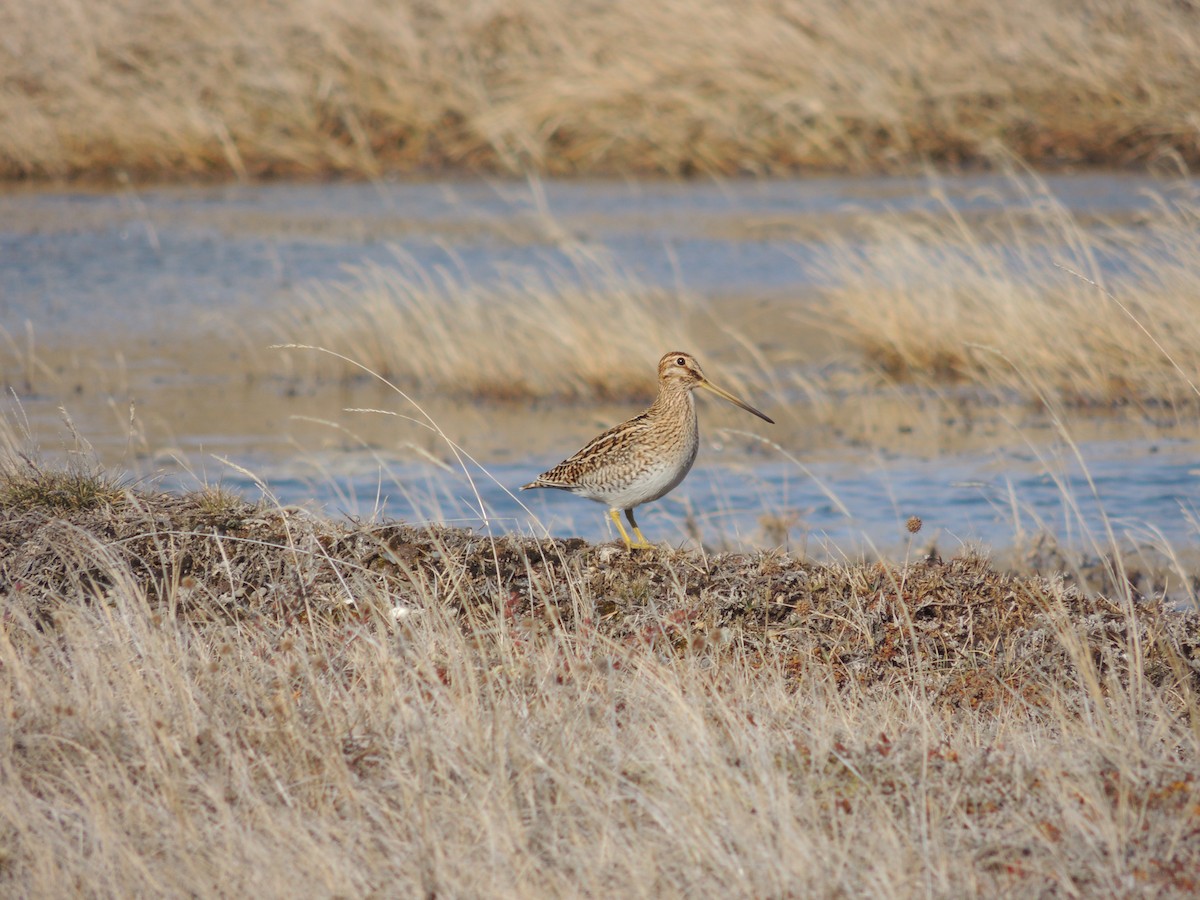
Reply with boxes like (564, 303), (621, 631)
(521, 351), (774, 549)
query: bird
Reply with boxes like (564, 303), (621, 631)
(521, 351), (774, 549)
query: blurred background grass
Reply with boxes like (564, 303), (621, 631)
(3, 0), (1198, 182)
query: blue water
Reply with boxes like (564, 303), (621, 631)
(163, 437), (1199, 559)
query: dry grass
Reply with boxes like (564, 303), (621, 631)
(284, 170), (1200, 410)
(284, 245), (730, 402)
(816, 173), (1200, 408)
(2, 472), (1200, 895)
(0, 450), (129, 514)
(3, 0), (1200, 181)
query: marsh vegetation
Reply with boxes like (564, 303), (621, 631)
(2, 462), (1199, 896)
(5, 3), (1200, 891)
(4, 0), (1199, 181)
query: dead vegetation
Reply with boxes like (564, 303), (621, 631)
(286, 247), (710, 402)
(2, 469), (1199, 895)
(3, 0), (1200, 182)
(815, 174), (1200, 408)
(274, 171), (1200, 409)
(0, 460), (128, 513)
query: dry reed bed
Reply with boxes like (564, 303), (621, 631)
(4, 0), (1200, 181)
(2, 468), (1200, 894)
(287, 247), (708, 401)
(287, 176), (1200, 410)
(816, 177), (1200, 407)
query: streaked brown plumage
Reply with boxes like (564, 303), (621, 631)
(521, 351), (774, 549)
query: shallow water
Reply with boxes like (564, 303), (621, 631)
(151, 434), (1197, 561)
(1, 172), (1182, 338)
(3, 173), (1198, 557)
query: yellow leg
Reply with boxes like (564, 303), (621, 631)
(619, 508), (653, 550)
(609, 508), (634, 549)
(624, 508), (652, 549)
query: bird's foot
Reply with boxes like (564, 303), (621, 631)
(627, 524), (655, 551)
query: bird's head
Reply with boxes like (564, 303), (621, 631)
(655, 351), (774, 424)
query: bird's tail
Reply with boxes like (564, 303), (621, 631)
(521, 478), (571, 492)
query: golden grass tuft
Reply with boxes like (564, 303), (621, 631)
(0, 459), (128, 514)
(3, 0), (1200, 181)
(285, 246), (728, 402)
(817, 174), (1200, 408)
(2, 476), (1199, 894)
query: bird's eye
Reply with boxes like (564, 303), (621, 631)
(675, 356), (687, 366)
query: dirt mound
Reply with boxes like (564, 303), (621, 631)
(3, 472), (1197, 707)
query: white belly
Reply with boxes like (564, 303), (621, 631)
(579, 431), (699, 511)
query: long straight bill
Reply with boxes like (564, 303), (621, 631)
(697, 379), (775, 424)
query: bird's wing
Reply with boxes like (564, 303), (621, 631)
(525, 413), (652, 487)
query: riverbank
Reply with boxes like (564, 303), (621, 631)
(4, 0), (1199, 183)
(2, 463), (1198, 894)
